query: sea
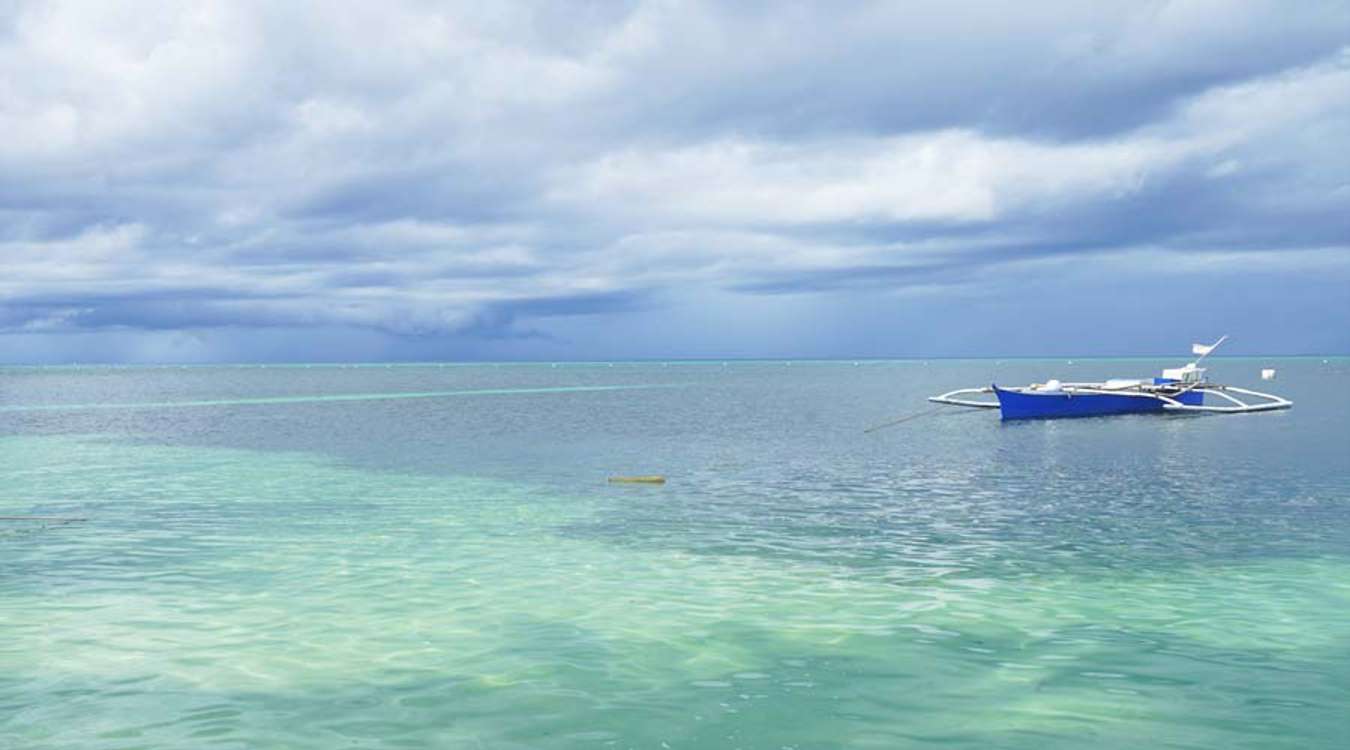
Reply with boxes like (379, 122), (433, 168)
(2, 358), (1348, 749)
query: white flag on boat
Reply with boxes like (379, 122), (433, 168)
(1191, 335), (1227, 356)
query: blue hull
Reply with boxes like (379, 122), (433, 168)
(994, 386), (1204, 420)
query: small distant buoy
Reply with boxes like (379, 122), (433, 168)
(608, 475), (666, 485)
(1261, 368), (1276, 381)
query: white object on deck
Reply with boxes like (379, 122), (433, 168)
(1162, 363), (1205, 383)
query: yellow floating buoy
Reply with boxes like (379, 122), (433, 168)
(607, 475), (666, 485)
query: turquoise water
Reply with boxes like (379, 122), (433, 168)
(2, 359), (1348, 748)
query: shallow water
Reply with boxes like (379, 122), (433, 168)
(2, 359), (1348, 748)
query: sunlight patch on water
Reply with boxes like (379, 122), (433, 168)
(4, 435), (1350, 748)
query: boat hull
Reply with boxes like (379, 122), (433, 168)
(993, 386), (1204, 420)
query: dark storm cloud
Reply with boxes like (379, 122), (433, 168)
(454, 289), (653, 341)
(1, 0), (1347, 361)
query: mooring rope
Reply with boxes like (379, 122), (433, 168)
(863, 405), (975, 433)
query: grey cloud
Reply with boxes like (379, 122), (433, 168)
(581, 1), (1350, 141)
(1, 1), (1347, 360)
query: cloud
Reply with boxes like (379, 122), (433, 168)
(554, 130), (1191, 225)
(0, 1), (1347, 360)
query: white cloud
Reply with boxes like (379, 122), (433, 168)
(554, 130), (1192, 226)
(1183, 47), (1350, 126)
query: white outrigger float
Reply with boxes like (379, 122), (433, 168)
(928, 337), (1292, 420)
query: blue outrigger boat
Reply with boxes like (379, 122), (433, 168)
(928, 337), (1292, 420)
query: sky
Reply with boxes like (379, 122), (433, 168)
(2, 0), (1348, 363)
